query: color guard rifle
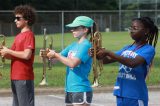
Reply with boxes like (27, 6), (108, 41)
(90, 30), (103, 87)
(0, 34), (6, 79)
(39, 28), (54, 85)
(39, 28), (48, 86)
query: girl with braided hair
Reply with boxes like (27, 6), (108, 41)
(89, 17), (158, 106)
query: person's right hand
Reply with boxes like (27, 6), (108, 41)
(89, 47), (107, 60)
(96, 48), (107, 60)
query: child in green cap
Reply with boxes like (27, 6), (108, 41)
(46, 16), (96, 106)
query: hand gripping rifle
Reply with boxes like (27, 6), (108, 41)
(39, 28), (48, 86)
(90, 30), (103, 87)
(0, 34), (6, 79)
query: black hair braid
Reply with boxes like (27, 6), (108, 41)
(141, 17), (159, 48)
(139, 17), (159, 80)
(152, 25), (158, 47)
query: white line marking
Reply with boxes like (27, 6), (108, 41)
(48, 95), (105, 106)
(48, 95), (65, 99)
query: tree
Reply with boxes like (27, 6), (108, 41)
(0, 0), (118, 10)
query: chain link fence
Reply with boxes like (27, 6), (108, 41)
(0, 10), (160, 36)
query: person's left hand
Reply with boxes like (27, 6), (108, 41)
(47, 49), (56, 59)
(39, 48), (49, 57)
(88, 48), (94, 57)
(0, 46), (10, 57)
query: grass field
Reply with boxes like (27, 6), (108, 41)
(0, 31), (159, 88)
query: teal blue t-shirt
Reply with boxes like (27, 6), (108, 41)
(60, 39), (92, 92)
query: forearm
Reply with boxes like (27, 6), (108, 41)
(54, 53), (80, 68)
(103, 56), (116, 64)
(107, 51), (139, 68)
(7, 49), (32, 60)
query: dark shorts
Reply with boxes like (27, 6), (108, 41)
(65, 92), (93, 105)
(116, 96), (148, 106)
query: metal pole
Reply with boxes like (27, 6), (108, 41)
(137, 0), (140, 18)
(11, 23), (13, 36)
(109, 15), (112, 31)
(0, 24), (1, 34)
(155, 0), (158, 25)
(61, 11), (64, 50)
(119, 0), (122, 31)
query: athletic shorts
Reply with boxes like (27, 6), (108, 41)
(116, 96), (148, 106)
(65, 92), (93, 105)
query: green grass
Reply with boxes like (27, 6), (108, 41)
(0, 32), (159, 88)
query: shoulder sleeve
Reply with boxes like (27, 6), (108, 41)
(24, 32), (35, 50)
(115, 45), (130, 55)
(10, 39), (16, 50)
(60, 43), (74, 57)
(75, 41), (92, 63)
(138, 46), (155, 65)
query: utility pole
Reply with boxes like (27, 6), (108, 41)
(155, 0), (158, 25)
(119, 0), (122, 31)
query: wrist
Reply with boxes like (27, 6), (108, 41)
(104, 50), (110, 56)
(8, 49), (12, 54)
(50, 50), (57, 58)
(107, 50), (112, 57)
(53, 52), (58, 58)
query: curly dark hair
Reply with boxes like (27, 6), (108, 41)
(14, 5), (36, 26)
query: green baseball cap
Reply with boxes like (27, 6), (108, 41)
(66, 16), (94, 28)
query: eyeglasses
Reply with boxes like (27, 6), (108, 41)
(128, 27), (144, 32)
(15, 16), (24, 21)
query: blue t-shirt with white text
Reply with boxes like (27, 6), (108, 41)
(114, 44), (155, 101)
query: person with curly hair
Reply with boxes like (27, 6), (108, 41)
(0, 5), (36, 106)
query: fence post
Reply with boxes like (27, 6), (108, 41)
(61, 11), (64, 50)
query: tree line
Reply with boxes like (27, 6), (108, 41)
(0, 0), (118, 10)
